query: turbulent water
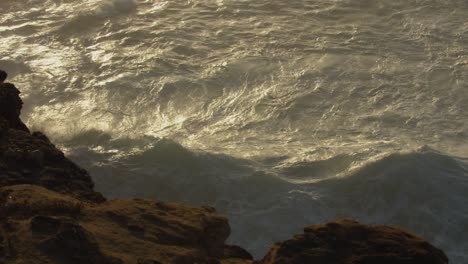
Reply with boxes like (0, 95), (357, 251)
(1, 0), (468, 262)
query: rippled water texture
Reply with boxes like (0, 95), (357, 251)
(1, 0), (468, 262)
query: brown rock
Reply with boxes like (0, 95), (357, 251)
(32, 215), (115, 264)
(260, 219), (448, 264)
(0, 83), (29, 133)
(0, 125), (104, 202)
(0, 185), (252, 264)
(0, 81), (103, 202)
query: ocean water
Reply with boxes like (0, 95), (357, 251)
(1, 0), (468, 262)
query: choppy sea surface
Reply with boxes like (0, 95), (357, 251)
(1, 0), (468, 262)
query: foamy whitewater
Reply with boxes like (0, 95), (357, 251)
(1, 0), (468, 262)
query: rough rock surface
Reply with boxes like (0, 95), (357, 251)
(0, 83), (104, 202)
(0, 185), (252, 264)
(260, 219), (448, 264)
(0, 80), (449, 263)
(0, 83), (29, 133)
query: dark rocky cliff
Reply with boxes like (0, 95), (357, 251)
(0, 83), (104, 203)
(0, 81), (448, 263)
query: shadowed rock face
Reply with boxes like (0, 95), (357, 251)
(0, 80), (449, 264)
(261, 219), (448, 264)
(0, 83), (104, 202)
(0, 83), (28, 133)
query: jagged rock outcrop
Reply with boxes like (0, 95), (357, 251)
(260, 219), (448, 264)
(0, 83), (29, 133)
(0, 82), (104, 202)
(0, 79), (449, 264)
(0, 185), (252, 264)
